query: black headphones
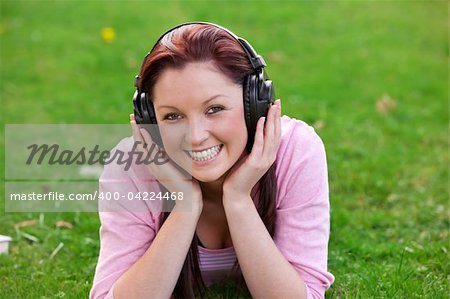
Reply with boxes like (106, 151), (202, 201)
(133, 21), (275, 153)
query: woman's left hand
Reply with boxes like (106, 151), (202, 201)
(222, 99), (282, 198)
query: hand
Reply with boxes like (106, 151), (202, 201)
(130, 115), (203, 214)
(222, 99), (282, 198)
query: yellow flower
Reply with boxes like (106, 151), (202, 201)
(101, 27), (116, 43)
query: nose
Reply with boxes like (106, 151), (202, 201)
(185, 117), (209, 148)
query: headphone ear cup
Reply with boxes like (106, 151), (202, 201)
(139, 92), (164, 148)
(140, 92), (152, 124)
(244, 74), (258, 153)
(133, 90), (145, 124)
(259, 70), (275, 106)
(244, 71), (275, 153)
(142, 93), (158, 125)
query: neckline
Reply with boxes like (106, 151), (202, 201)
(197, 245), (235, 252)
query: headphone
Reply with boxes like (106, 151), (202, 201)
(133, 21), (275, 153)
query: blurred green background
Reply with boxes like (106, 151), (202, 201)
(1, 1), (448, 298)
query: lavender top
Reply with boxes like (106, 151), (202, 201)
(89, 115), (335, 299)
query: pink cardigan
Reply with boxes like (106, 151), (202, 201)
(89, 115), (335, 299)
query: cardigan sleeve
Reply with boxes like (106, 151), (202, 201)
(89, 139), (160, 299)
(274, 120), (335, 299)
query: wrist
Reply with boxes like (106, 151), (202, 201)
(222, 187), (250, 198)
(222, 192), (253, 211)
(173, 197), (203, 217)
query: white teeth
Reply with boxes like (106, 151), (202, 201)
(189, 145), (221, 161)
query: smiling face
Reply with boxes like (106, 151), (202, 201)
(152, 61), (248, 183)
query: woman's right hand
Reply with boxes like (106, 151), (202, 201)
(130, 114), (203, 215)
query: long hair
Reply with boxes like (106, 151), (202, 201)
(139, 24), (278, 298)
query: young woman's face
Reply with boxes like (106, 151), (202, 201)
(152, 61), (247, 183)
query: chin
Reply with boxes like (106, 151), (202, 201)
(192, 171), (225, 183)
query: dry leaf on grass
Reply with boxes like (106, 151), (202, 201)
(13, 219), (37, 229)
(376, 94), (398, 114)
(268, 50), (285, 62)
(55, 221), (74, 229)
(313, 119), (326, 130)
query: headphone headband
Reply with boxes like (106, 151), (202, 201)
(134, 21), (266, 89)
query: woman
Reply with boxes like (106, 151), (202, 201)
(90, 22), (334, 299)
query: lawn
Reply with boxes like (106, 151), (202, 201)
(0, 1), (448, 298)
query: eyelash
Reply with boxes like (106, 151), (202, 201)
(208, 106), (224, 114)
(162, 106), (224, 121)
(163, 113), (181, 121)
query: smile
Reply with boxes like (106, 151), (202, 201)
(186, 144), (223, 162)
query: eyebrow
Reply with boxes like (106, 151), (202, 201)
(156, 94), (227, 109)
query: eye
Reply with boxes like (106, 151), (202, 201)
(207, 106), (224, 114)
(163, 113), (182, 121)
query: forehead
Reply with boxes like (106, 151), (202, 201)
(153, 61), (241, 106)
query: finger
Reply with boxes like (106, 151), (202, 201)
(275, 100), (281, 146)
(268, 103), (281, 160)
(272, 100), (281, 136)
(139, 127), (154, 148)
(268, 102), (278, 140)
(262, 102), (278, 155)
(252, 116), (265, 156)
(139, 127), (165, 157)
(130, 119), (145, 151)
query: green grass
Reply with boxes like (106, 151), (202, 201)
(1, 1), (448, 298)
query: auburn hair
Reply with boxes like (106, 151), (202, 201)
(139, 24), (277, 298)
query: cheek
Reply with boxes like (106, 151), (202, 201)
(159, 124), (186, 153)
(158, 126), (191, 171)
(216, 111), (248, 146)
